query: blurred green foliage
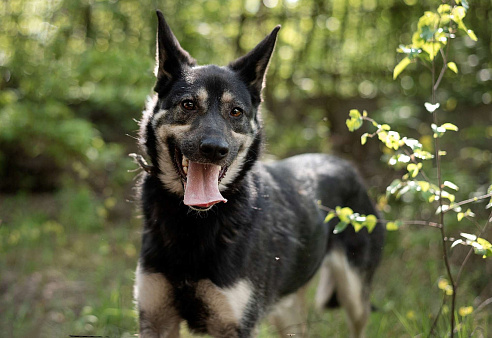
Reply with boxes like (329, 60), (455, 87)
(1, 0), (490, 192)
(0, 0), (491, 337)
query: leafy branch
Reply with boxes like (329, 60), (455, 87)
(344, 1), (489, 336)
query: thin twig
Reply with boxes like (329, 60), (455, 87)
(428, 294), (447, 338)
(430, 20), (456, 337)
(443, 193), (492, 213)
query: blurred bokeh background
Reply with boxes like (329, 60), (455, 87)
(1, 0), (491, 336)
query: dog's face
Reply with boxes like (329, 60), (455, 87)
(140, 11), (280, 211)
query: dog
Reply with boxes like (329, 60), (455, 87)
(133, 10), (385, 338)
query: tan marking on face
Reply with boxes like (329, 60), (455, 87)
(134, 263), (181, 336)
(195, 279), (252, 336)
(155, 124), (191, 195)
(219, 132), (255, 190)
(152, 109), (168, 128)
(197, 87), (209, 108)
(221, 91), (234, 104)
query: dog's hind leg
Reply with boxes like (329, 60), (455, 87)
(269, 285), (308, 337)
(317, 249), (371, 338)
(134, 263), (181, 338)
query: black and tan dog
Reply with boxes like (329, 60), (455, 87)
(134, 10), (385, 338)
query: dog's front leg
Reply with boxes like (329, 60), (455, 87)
(134, 264), (181, 338)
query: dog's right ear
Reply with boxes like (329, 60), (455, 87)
(154, 10), (196, 91)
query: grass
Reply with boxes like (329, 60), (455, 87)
(1, 191), (490, 337)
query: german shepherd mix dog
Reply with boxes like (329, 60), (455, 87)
(134, 10), (385, 338)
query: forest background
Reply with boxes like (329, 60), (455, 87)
(1, 0), (491, 336)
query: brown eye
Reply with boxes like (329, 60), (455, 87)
(230, 107), (243, 117)
(181, 100), (196, 110)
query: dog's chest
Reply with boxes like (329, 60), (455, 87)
(175, 278), (253, 334)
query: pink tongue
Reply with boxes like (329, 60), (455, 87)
(183, 161), (227, 207)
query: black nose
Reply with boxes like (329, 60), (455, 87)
(199, 138), (229, 162)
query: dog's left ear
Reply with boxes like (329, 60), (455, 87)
(228, 26), (280, 104)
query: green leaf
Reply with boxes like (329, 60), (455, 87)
(361, 133), (369, 145)
(414, 149), (434, 160)
(365, 214), (377, 233)
(437, 4), (451, 14)
(441, 123), (459, 131)
(417, 181), (430, 192)
(387, 179), (402, 195)
(466, 29), (477, 41)
(447, 62), (458, 74)
(346, 110), (363, 131)
(407, 163), (422, 178)
(443, 180), (459, 191)
(333, 221), (349, 234)
(349, 109), (361, 119)
(386, 220), (402, 231)
(403, 138), (422, 150)
(393, 57), (411, 80)
(461, 233), (477, 241)
(337, 207), (354, 222)
(324, 211), (336, 223)
(452, 6), (466, 21)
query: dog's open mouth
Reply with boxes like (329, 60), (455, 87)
(174, 148), (228, 210)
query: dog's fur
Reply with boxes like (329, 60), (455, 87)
(134, 11), (385, 338)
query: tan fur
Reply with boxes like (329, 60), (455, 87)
(269, 285), (308, 337)
(221, 91), (234, 104)
(195, 279), (252, 338)
(135, 263), (181, 338)
(197, 87), (209, 108)
(155, 124), (192, 195)
(316, 249), (371, 338)
(219, 131), (255, 190)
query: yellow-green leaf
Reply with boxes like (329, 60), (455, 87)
(467, 29), (478, 41)
(324, 212), (336, 223)
(386, 220), (402, 231)
(441, 123), (459, 131)
(365, 214), (377, 233)
(447, 62), (458, 74)
(361, 133), (369, 145)
(393, 57), (411, 80)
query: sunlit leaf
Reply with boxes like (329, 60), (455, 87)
(361, 133), (369, 145)
(393, 57), (411, 80)
(441, 123), (459, 131)
(365, 214), (377, 233)
(447, 62), (458, 74)
(443, 180), (459, 191)
(466, 29), (477, 41)
(333, 221), (349, 234)
(386, 221), (402, 231)
(324, 211), (336, 223)
(424, 102), (440, 113)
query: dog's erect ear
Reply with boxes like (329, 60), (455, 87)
(228, 26), (280, 104)
(154, 10), (196, 89)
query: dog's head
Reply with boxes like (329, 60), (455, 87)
(139, 11), (280, 211)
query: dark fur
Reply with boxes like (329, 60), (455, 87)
(134, 11), (385, 338)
